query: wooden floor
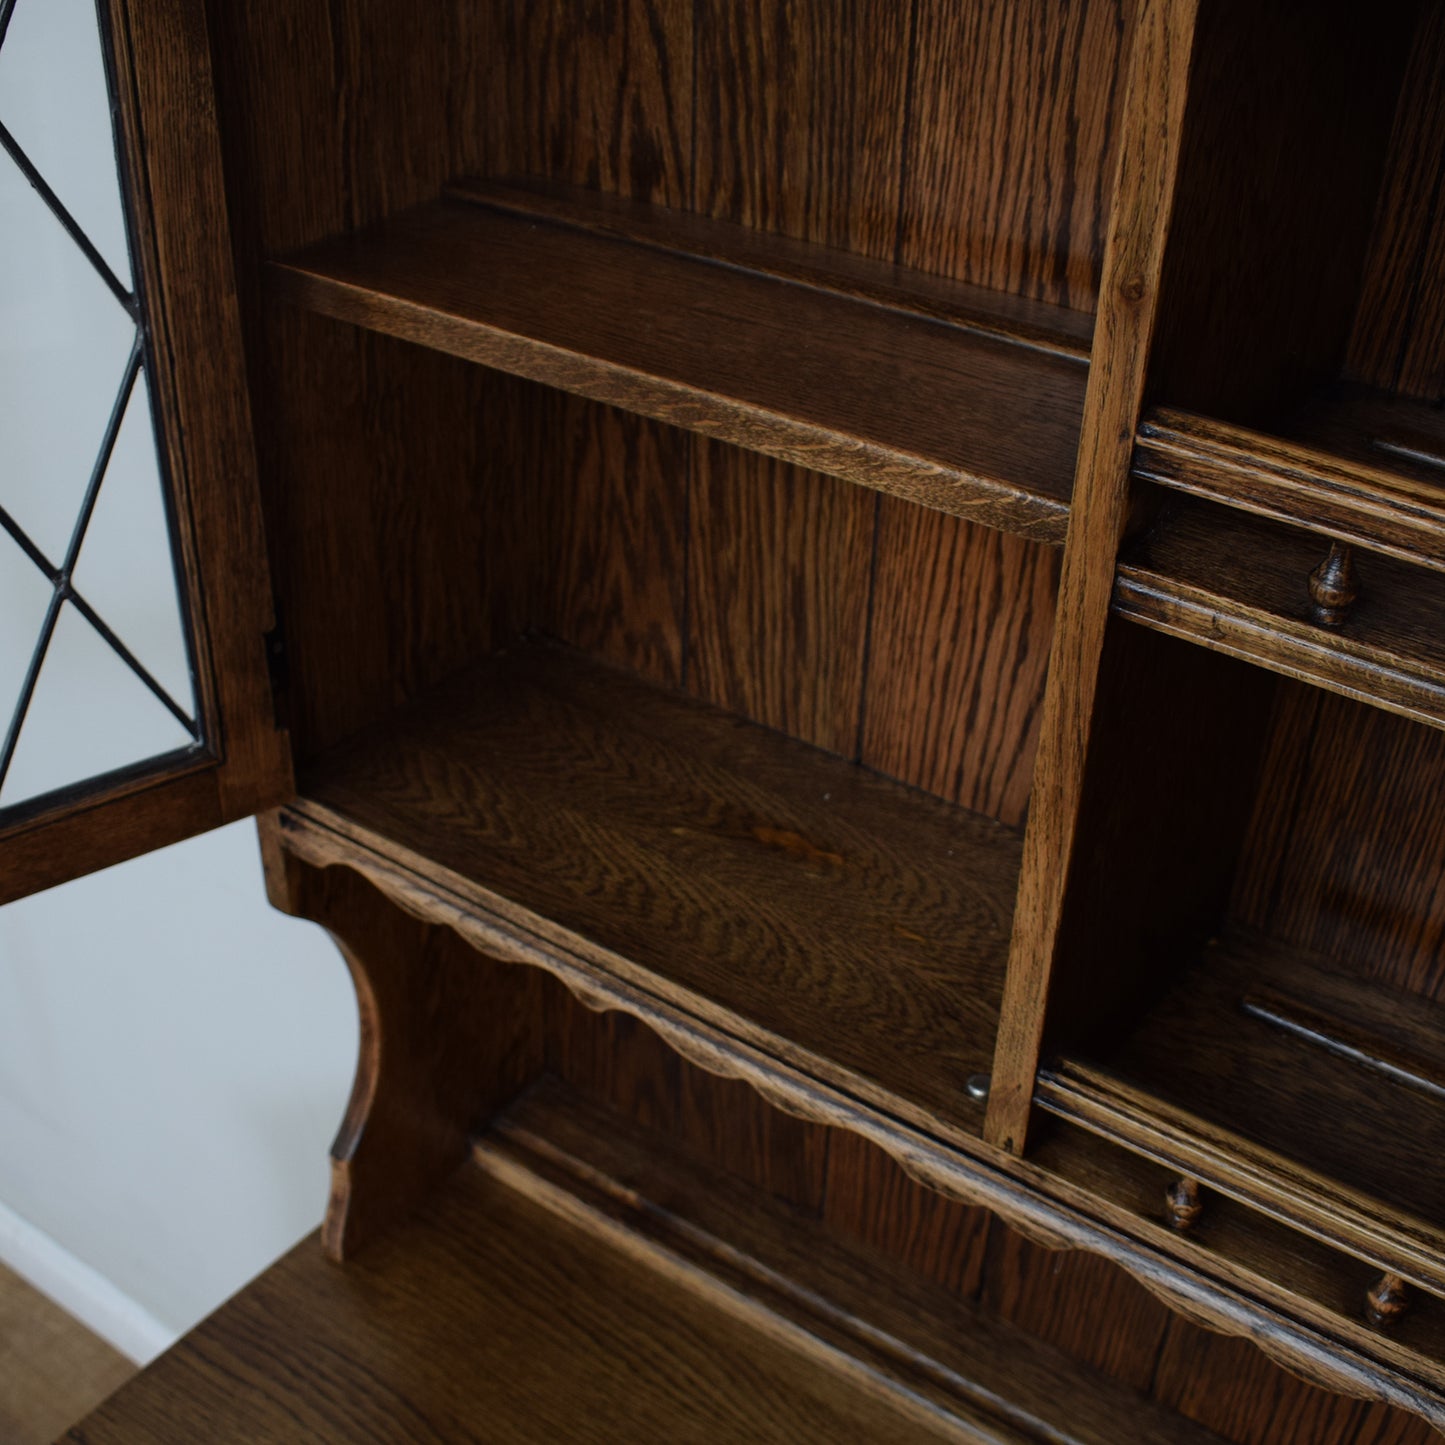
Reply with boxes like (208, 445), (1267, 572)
(0, 1263), (135, 1444)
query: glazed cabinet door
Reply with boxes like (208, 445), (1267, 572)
(0, 0), (290, 902)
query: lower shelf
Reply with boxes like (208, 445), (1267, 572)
(1114, 497), (1445, 730)
(288, 640), (1020, 1143)
(70, 1081), (1224, 1445)
(1038, 933), (1445, 1295)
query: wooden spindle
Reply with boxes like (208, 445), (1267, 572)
(1164, 1176), (1204, 1232)
(1308, 542), (1360, 627)
(1365, 1272), (1410, 1328)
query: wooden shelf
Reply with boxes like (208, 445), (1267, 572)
(1134, 391), (1445, 572)
(1037, 933), (1445, 1295)
(73, 1080), (1224, 1444)
(286, 640), (1020, 1144)
(268, 178), (1091, 543)
(1114, 498), (1445, 730)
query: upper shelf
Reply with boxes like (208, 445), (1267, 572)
(268, 178), (1092, 544)
(286, 640), (1021, 1143)
(1134, 390), (1445, 571)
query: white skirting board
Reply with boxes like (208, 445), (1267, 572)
(0, 1198), (174, 1365)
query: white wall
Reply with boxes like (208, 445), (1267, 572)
(0, 0), (356, 1363)
(0, 825), (354, 1360)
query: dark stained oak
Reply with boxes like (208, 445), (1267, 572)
(822, 1130), (993, 1300)
(1142, 0), (1414, 425)
(269, 187), (1089, 543)
(70, 1079), (1233, 1445)
(1040, 933), (1445, 1295)
(38, 1), (1445, 1438)
(1024, 1123), (1445, 1423)
(528, 388), (690, 689)
(985, 0), (1203, 1151)
(1135, 399), (1445, 573)
(290, 640), (1021, 1136)
(1155, 1326), (1383, 1445)
(67, 1162), (972, 1443)
(1114, 498), (1445, 731)
(686, 448), (874, 756)
(861, 507), (1059, 828)
(448, 176), (1093, 354)
(898, 0), (1133, 313)
(1236, 682), (1445, 1003)
(548, 989), (831, 1215)
(980, 1222), (1177, 1391)
(492, 1078), (1228, 1445)
(1346, 0), (1445, 405)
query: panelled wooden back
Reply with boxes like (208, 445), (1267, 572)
(1226, 0), (1445, 1009)
(1346, 0), (1445, 405)
(461, 0), (1130, 824)
(211, 0), (1129, 807)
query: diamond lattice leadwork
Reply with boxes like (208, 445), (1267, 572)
(0, 0), (202, 818)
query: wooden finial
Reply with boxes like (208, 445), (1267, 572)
(1365, 1272), (1410, 1328)
(1164, 1177), (1204, 1232)
(1308, 542), (1360, 627)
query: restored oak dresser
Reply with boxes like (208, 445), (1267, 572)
(3, 0), (1442, 1438)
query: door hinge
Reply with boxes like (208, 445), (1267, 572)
(263, 616), (290, 732)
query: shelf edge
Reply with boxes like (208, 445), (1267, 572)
(268, 249), (1073, 546)
(1112, 566), (1445, 730)
(266, 800), (1445, 1424)
(1037, 1060), (1445, 1298)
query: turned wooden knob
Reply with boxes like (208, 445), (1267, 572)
(1308, 542), (1360, 627)
(1365, 1272), (1410, 1328)
(1164, 1177), (1203, 1232)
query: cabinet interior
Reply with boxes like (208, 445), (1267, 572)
(207, 1), (1134, 1140)
(103, 0), (1444, 1436)
(1046, 628), (1445, 1252)
(1030, 3), (1445, 1274)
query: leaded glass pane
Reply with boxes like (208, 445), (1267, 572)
(0, 0), (132, 284)
(0, 0), (203, 819)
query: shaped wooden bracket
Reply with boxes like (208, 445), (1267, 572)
(259, 813), (545, 1260)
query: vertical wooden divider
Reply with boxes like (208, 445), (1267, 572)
(985, 0), (1201, 1153)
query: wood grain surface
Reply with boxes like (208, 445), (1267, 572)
(70, 1077), (1243, 1445)
(1144, 0), (1413, 423)
(270, 193), (1087, 541)
(1135, 402), (1445, 573)
(1042, 933), (1445, 1292)
(294, 640), (1020, 1130)
(68, 1160), (975, 1443)
(862, 507), (1060, 827)
(898, 0), (1132, 311)
(1346, 0), (1445, 404)
(686, 448), (874, 755)
(445, 176), (1095, 354)
(1114, 498), (1445, 730)
(494, 1078), (1229, 1445)
(548, 989), (831, 1214)
(155, 2), (1445, 1438)
(1235, 682), (1445, 1003)
(986, 0), (1201, 1151)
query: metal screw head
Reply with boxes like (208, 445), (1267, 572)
(966, 1073), (991, 1102)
